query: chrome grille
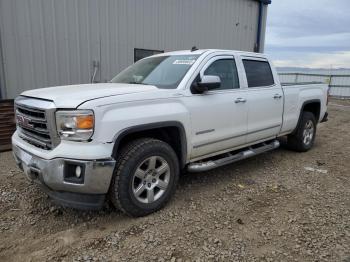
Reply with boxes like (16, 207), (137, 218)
(15, 97), (60, 150)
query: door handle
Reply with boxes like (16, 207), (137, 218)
(235, 98), (247, 103)
(273, 94), (282, 99)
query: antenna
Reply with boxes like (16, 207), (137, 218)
(191, 46), (198, 52)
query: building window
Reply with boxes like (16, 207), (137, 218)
(134, 48), (164, 62)
(243, 59), (275, 88)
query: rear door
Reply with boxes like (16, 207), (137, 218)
(241, 58), (283, 143)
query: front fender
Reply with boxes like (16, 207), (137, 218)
(80, 97), (192, 162)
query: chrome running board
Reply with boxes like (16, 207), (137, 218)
(187, 140), (280, 173)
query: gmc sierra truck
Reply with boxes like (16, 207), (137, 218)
(12, 49), (328, 217)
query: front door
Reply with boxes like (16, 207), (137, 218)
(184, 56), (248, 159)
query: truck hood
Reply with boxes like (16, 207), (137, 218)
(21, 83), (159, 108)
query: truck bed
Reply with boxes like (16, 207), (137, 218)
(280, 82), (328, 135)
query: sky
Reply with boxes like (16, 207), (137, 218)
(265, 0), (350, 69)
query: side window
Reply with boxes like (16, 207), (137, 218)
(242, 59), (275, 88)
(204, 59), (240, 90)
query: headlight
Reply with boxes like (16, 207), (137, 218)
(56, 110), (94, 141)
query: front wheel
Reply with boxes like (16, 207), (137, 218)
(287, 111), (317, 152)
(109, 138), (179, 217)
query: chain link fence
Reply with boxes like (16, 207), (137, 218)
(279, 73), (350, 98)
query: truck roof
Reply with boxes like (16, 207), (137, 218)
(155, 49), (268, 59)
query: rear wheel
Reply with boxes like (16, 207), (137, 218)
(287, 111), (317, 152)
(109, 138), (179, 217)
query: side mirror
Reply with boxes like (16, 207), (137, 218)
(192, 75), (221, 93)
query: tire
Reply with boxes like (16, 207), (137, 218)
(109, 138), (179, 217)
(287, 111), (317, 152)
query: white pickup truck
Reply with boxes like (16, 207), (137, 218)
(12, 49), (328, 216)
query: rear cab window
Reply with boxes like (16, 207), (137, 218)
(242, 59), (275, 88)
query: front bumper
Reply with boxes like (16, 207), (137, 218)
(12, 144), (116, 209)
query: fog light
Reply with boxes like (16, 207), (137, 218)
(64, 162), (84, 184)
(75, 166), (82, 178)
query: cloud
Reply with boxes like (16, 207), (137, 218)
(265, 0), (350, 69)
(267, 32), (350, 49)
(267, 0), (350, 38)
(272, 51), (350, 69)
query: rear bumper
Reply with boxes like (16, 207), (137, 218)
(12, 144), (116, 209)
(321, 112), (328, 123)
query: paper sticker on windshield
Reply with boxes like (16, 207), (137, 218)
(173, 60), (196, 65)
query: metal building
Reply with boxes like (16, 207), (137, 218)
(0, 0), (271, 99)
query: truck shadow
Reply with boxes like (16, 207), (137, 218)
(178, 146), (291, 188)
(22, 142), (303, 231)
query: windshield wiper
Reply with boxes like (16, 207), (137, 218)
(127, 81), (150, 85)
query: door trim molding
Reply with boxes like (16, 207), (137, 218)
(193, 124), (280, 149)
(196, 129), (215, 135)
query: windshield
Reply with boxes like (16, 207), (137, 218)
(111, 55), (199, 89)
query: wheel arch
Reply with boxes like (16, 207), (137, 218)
(112, 121), (187, 168)
(292, 99), (321, 134)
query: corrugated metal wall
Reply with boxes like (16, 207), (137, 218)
(0, 0), (265, 99)
(0, 0), (101, 99)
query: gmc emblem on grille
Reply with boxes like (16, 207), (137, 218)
(16, 114), (34, 129)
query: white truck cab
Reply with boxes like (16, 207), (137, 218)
(12, 49), (328, 216)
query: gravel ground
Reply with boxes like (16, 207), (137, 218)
(0, 99), (349, 262)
